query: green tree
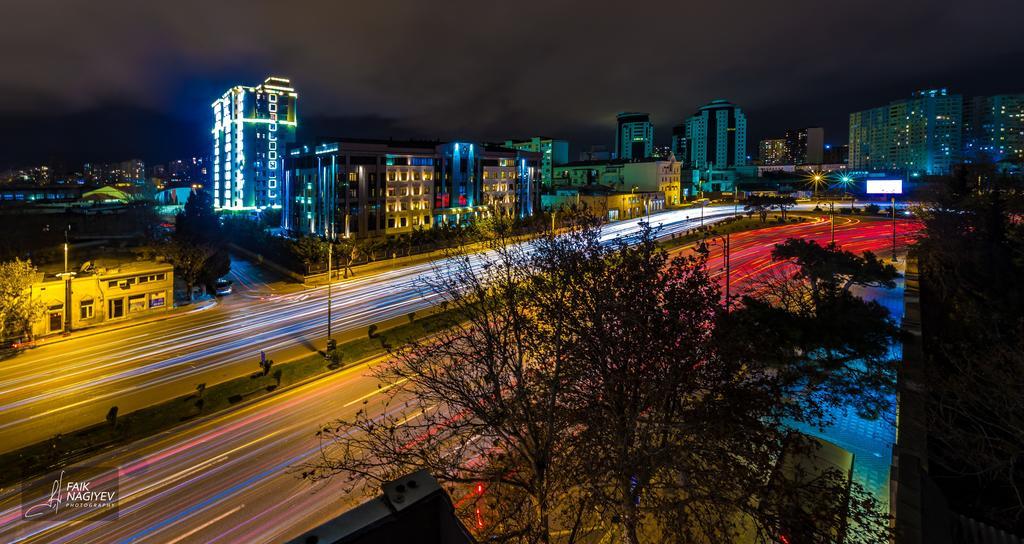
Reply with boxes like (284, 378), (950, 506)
(0, 258), (45, 342)
(333, 238), (361, 278)
(729, 238), (901, 419)
(176, 190), (221, 244)
(169, 190), (230, 296)
(773, 194), (797, 221)
(161, 240), (218, 301)
(915, 169), (1024, 532)
(292, 235), (327, 274)
(744, 194), (774, 223)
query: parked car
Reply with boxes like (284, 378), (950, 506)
(215, 278), (234, 296)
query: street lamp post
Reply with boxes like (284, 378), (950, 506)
(839, 175), (854, 212)
(891, 196), (897, 260)
(327, 239), (332, 339)
(830, 200), (836, 246)
(59, 228), (75, 334)
(700, 232), (731, 311)
(724, 232), (731, 310)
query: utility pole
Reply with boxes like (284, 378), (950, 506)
(700, 201), (704, 227)
(724, 232), (731, 312)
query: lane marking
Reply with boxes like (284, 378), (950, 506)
(342, 377), (409, 408)
(162, 504), (243, 544)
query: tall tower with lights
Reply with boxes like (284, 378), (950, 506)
(616, 112), (654, 160)
(683, 99), (747, 170)
(212, 76), (297, 209)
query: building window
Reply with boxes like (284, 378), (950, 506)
(128, 294), (147, 313)
(150, 292), (166, 308)
(109, 298), (125, 319)
(80, 300), (94, 319)
(387, 218), (396, 229)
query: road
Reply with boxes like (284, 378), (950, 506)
(0, 213), (922, 544)
(0, 205), (744, 454)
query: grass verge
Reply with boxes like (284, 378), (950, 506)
(0, 309), (454, 489)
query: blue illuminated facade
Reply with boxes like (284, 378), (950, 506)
(212, 76), (297, 210)
(848, 89), (962, 176)
(285, 139), (540, 239)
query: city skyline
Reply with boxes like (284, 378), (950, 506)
(2, 0), (1024, 168)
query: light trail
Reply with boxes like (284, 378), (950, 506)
(0, 212), (921, 544)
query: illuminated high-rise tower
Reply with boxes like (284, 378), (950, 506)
(683, 100), (747, 170)
(848, 89), (962, 175)
(211, 76), (297, 209)
(615, 112), (654, 160)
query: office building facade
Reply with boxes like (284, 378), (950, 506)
(964, 93), (1024, 164)
(682, 100), (748, 170)
(616, 112), (654, 160)
(670, 124), (688, 164)
(848, 89), (962, 175)
(212, 76), (297, 210)
(285, 139), (540, 239)
(504, 137), (569, 190)
(553, 155), (681, 206)
(759, 127), (824, 166)
(759, 138), (788, 165)
(785, 127), (824, 164)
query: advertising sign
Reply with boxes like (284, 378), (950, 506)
(866, 179), (903, 194)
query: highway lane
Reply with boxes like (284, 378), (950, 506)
(0, 354), (404, 544)
(0, 205), (742, 453)
(693, 214), (922, 293)
(0, 215), (921, 544)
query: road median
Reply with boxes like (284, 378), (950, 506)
(0, 308), (453, 489)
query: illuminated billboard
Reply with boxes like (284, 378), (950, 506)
(865, 179), (903, 194)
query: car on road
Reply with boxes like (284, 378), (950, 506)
(215, 278), (234, 296)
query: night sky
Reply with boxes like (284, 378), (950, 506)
(2, 0), (1023, 169)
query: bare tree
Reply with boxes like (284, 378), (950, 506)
(300, 222), (893, 543)
(300, 222), (595, 543)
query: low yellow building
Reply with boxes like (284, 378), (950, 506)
(542, 186), (665, 223)
(30, 261), (174, 337)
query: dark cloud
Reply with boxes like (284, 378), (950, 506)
(2, 0), (1023, 167)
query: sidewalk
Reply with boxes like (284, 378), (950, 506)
(27, 297), (219, 348)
